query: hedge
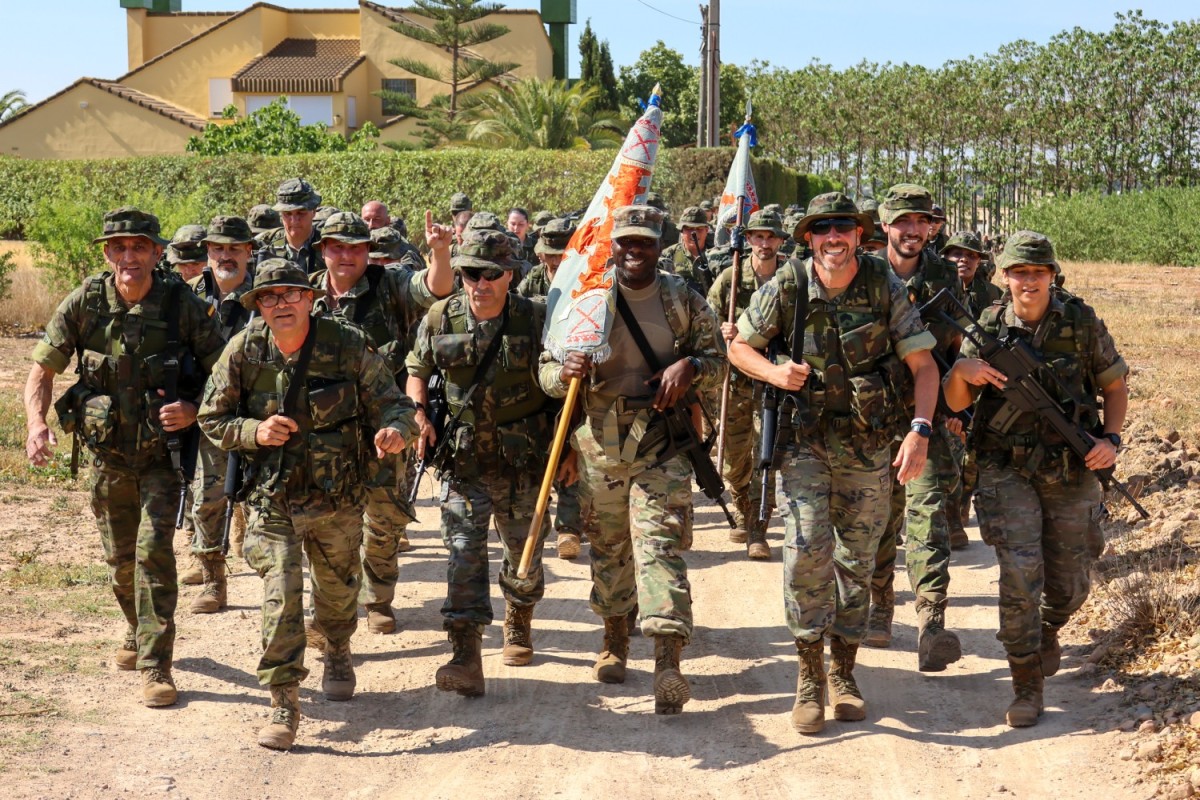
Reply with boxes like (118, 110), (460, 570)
(0, 149), (836, 240)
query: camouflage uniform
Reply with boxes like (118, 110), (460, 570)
(370, 225), (426, 271)
(35, 208), (226, 688)
(257, 178), (324, 274)
(658, 206), (714, 296)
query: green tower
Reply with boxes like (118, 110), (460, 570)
(121, 1), (183, 12)
(540, 0), (576, 80)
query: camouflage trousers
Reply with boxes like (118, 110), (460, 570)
(944, 428), (969, 531)
(574, 422), (694, 642)
(974, 461), (1100, 655)
(91, 461), (179, 669)
(187, 436), (232, 555)
(439, 469), (549, 629)
(553, 476), (585, 535)
(870, 438), (905, 595)
(359, 450), (416, 608)
(244, 498), (364, 686)
(781, 430), (892, 644)
(721, 380), (776, 532)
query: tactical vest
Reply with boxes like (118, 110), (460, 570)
(259, 228), (321, 274)
(313, 265), (410, 378)
(195, 268), (251, 341)
(973, 298), (1100, 475)
(239, 316), (367, 505)
(966, 275), (1003, 320)
(888, 250), (962, 356)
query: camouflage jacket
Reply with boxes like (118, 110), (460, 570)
(659, 242), (716, 298)
(197, 315), (418, 510)
(515, 264), (554, 301)
(965, 275), (1003, 318)
(257, 227), (322, 274)
(188, 269), (253, 341)
(707, 256), (781, 385)
(874, 248), (969, 359)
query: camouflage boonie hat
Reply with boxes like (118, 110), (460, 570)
(93, 206), (170, 246)
(451, 229), (517, 270)
(857, 197), (880, 222)
(762, 203), (783, 216)
(698, 199), (714, 211)
(743, 209), (786, 238)
(793, 193), (873, 239)
(611, 205), (663, 240)
(203, 215), (254, 245)
(784, 212), (805, 239)
(996, 230), (1060, 274)
(312, 206), (339, 231)
(879, 183), (934, 224)
(464, 211), (504, 233)
(273, 177), (322, 212)
(247, 204), (280, 234)
(319, 212), (370, 244)
(369, 226), (406, 260)
(450, 192), (472, 214)
(240, 258), (323, 309)
(166, 224), (207, 264)
(678, 206), (708, 228)
(534, 217), (575, 255)
(940, 230), (985, 256)
(532, 210), (555, 228)
(644, 192), (667, 212)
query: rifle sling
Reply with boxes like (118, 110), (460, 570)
(614, 288), (665, 374)
(281, 317), (319, 418)
(431, 299), (510, 454)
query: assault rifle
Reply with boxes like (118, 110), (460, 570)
(923, 288), (1149, 519)
(686, 229), (713, 289)
(757, 337), (782, 523)
(162, 354), (191, 530)
(406, 372), (451, 505)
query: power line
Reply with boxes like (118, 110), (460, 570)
(634, 0), (701, 26)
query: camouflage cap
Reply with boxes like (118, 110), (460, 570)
(312, 206), (339, 231)
(532, 210), (555, 227)
(857, 197), (880, 222)
(793, 193), (874, 239)
(369, 226), (406, 260)
(644, 192), (667, 212)
(92, 206), (170, 246)
(166, 224), (208, 265)
(464, 210), (504, 233)
(879, 183), (934, 224)
(450, 192), (472, 214)
(996, 230), (1060, 274)
(273, 177), (322, 212)
(240, 258), (324, 309)
(784, 212), (805, 239)
(451, 229), (517, 270)
(940, 230), (985, 256)
(931, 204), (946, 221)
(678, 206), (708, 228)
(534, 217), (576, 255)
(246, 204), (281, 234)
(867, 222), (888, 246)
(203, 215), (254, 245)
(698, 199), (714, 211)
(610, 205), (663, 240)
(743, 209), (787, 238)
(318, 211), (370, 244)
(762, 203), (783, 216)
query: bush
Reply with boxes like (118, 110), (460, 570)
(0, 248), (13, 301)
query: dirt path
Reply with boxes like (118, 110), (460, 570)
(0, 482), (1147, 800)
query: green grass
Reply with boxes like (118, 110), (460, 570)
(0, 562), (114, 618)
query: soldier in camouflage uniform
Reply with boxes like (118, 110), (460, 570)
(248, 204), (281, 237)
(927, 204), (949, 255)
(862, 184), (969, 673)
(645, 192), (680, 248)
(406, 229), (554, 697)
(24, 207), (227, 707)
(856, 199), (887, 256)
(310, 211), (454, 634)
(363, 200), (426, 269)
(165, 224), (207, 283)
(728, 193), (938, 734)
(198, 259), (418, 750)
(708, 208), (790, 559)
(257, 178), (324, 274)
(658, 206), (714, 297)
(540, 205), (725, 715)
(944, 231), (1128, 727)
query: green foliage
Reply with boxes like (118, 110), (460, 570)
(617, 42), (695, 147)
(658, 149), (839, 212)
(0, 250), (14, 302)
(463, 79), (623, 150)
(185, 99), (378, 156)
(578, 20), (620, 111)
(0, 90), (28, 122)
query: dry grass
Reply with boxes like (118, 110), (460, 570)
(0, 242), (63, 335)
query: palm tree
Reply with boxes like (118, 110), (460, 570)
(462, 78), (625, 150)
(1, 90), (29, 122)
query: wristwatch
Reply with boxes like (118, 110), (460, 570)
(1103, 432), (1121, 449)
(687, 356), (701, 373)
(910, 421), (933, 438)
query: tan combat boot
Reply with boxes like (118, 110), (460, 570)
(863, 585), (894, 649)
(304, 617), (327, 652)
(502, 603), (535, 666)
(257, 681), (301, 751)
(115, 627), (137, 671)
(179, 552), (203, 586)
(746, 520), (771, 560)
(321, 640), (356, 701)
(190, 555), (227, 614)
(729, 490), (751, 544)
(229, 504), (247, 560)
(791, 639), (826, 734)
(828, 636), (867, 722)
(435, 621), (485, 697)
(593, 615), (630, 684)
(365, 604), (397, 635)
(1005, 653), (1044, 727)
(652, 635), (690, 715)
(556, 531), (581, 560)
(916, 597), (962, 672)
(1039, 623), (1062, 677)
(142, 664), (178, 707)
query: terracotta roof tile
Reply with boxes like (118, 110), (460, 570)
(233, 38), (364, 94)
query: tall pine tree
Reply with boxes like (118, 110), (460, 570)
(577, 20), (619, 112)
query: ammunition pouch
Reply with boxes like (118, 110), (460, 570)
(53, 382), (93, 435)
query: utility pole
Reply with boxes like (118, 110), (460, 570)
(697, 3), (708, 148)
(707, 0), (720, 146)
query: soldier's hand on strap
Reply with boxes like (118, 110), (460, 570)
(559, 351), (592, 382)
(25, 423), (56, 467)
(425, 210), (453, 252)
(255, 414), (299, 448)
(649, 358), (695, 411)
(156, 391), (197, 432)
(374, 427), (407, 459)
(771, 359), (810, 392)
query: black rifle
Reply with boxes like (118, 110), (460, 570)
(923, 288), (1148, 519)
(757, 337), (782, 523)
(915, 293), (973, 426)
(162, 352), (190, 530)
(686, 229), (713, 288)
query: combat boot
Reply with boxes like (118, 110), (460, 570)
(142, 664), (177, 707)
(435, 621), (485, 697)
(257, 682), (300, 751)
(593, 615), (629, 684)
(179, 552), (203, 586)
(556, 531), (581, 560)
(791, 639), (826, 734)
(365, 604), (396, 635)
(502, 603), (534, 666)
(828, 636), (867, 722)
(863, 585), (894, 649)
(115, 627), (137, 671)
(321, 640), (356, 701)
(729, 490), (751, 544)
(949, 524), (970, 551)
(1005, 652), (1044, 727)
(916, 597), (962, 672)
(746, 525), (771, 560)
(1039, 623), (1062, 677)
(626, 603), (640, 638)
(304, 617), (327, 651)
(652, 635), (690, 715)
(190, 555), (227, 614)
(229, 505), (246, 560)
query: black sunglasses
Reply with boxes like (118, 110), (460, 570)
(461, 266), (506, 283)
(809, 218), (860, 236)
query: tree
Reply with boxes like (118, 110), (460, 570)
(578, 20), (619, 111)
(678, 63), (747, 146)
(1, 90), (28, 122)
(186, 98), (379, 155)
(462, 78), (623, 150)
(375, 0), (519, 147)
(617, 42), (695, 147)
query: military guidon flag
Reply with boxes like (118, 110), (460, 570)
(716, 99), (759, 231)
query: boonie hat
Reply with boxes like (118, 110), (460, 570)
(793, 193), (874, 239)
(743, 209), (786, 238)
(534, 217), (575, 256)
(996, 230), (1060, 275)
(240, 258), (323, 309)
(879, 184), (934, 224)
(370, 226), (406, 260)
(451, 229), (517, 271)
(319, 212), (371, 244)
(450, 192), (472, 214)
(940, 230), (985, 257)
(678, 206), (708, 228)
(464, 211), (504, 233)
(93, 206), (170, 246)
(165, 224), (207, 264)
(203, 216), (254, 245)
(247, 204), (281, 234)
(273, 178), (322, 212)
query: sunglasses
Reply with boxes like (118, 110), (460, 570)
(257, 288), (308, 308)
(809, 218), (860, 236)
(461, 267), (506, 283)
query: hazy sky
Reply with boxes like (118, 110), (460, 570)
(4, 0), (1197, 104)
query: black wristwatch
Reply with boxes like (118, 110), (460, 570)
(910, 421), (933, 438)
(1103, 432), (1121, 449)
(687, 356), (701, 373)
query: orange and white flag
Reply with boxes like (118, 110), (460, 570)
(716, 100), (758, 230)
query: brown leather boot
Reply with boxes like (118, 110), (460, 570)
(593, 615), (630, 684)
(746, 514), (771, 560)
(652, 635), (690, 715)
(556, 531), (581, 560)
(916, 597), (962, 672)
(1005, 653), (1044, 727)
(863, 585), (894, 649)
(115, 627), (137, 671)
(142, 664), (178, 708)
(178, 552), (203, 586)
(502, 603), (534, 666)
(365, 604), (397, 634)
(257, 682), (300, 751)
(791, 639), (826, 734)
(828, 636), (867, 722)
(190, 555), (227, 614)
(1039, 623), (1062, 677)
(729, 489), (751, 543)
(321, 640), (356, 701)
(949, 525), (970, 550)
(435, 622), (485, 697)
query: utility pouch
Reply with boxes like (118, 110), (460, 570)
(53, 382), (93, 434)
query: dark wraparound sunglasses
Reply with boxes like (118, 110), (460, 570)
(461, 267), (506, 283)
(809, 218), (860, 236)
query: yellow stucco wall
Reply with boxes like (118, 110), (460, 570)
(135, 11), (230, 69)
(0, 83), (195, 160)
(285, 10), (360, 40)
(471, 12), (553, 80)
